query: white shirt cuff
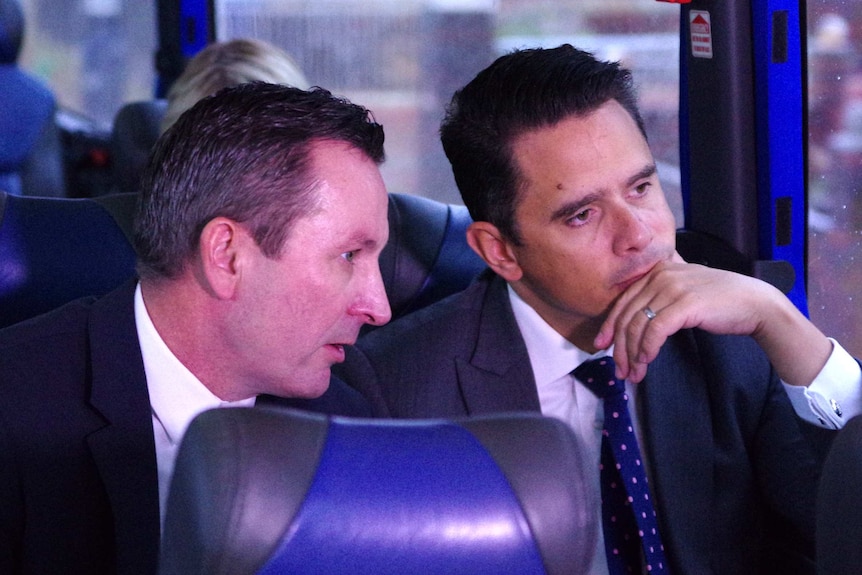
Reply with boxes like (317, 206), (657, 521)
(783, 338), (862, 429)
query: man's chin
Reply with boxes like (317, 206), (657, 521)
(280, 368), (332, 399)
(307, 370), (333, 398)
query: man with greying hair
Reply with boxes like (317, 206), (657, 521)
(0, 82), (391, 575)
(336, 45), (862, 574)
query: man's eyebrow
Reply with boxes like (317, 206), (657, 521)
(345, 234), (381, 250)
(626, 163), (658, 188)
(549, 192), (601, 223)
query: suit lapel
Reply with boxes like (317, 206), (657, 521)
(456, 275), (541, 414)
(85, 281), (161, 575)
(638, 330), (713, 574)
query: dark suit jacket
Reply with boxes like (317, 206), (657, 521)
(336, 271), (833, 575)
(0, 280), (371, 575)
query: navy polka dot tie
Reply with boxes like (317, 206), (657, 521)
(573, 357), (669, 575)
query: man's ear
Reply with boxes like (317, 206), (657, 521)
(466, 221), (523, 282)
(198, 217), (245, 300)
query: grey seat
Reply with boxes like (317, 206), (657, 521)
(160, 407), (596, 575)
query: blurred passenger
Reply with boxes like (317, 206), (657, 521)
(112, 38), (309, 195)
(160, 38), (309, 133)
(0, 82), (390, 574)
(336, 45), (862, 575)
(0, 0), (65, 197)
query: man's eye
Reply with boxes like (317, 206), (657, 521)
(567, 209), (592, 226)
(342, 251), (356, 263)
(635, 182), (651, 195)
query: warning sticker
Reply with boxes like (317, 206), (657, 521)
(690, 10), (714, 59)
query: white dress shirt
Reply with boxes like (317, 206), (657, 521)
(507, 285), (861, 575)
(134, 284), (255, 526)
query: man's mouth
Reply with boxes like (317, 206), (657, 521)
(615, 269), (650, 292)
(612, 250), (673, 291)
(325, 342), (349, 362)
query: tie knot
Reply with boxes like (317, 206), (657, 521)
(573, 357), (624, 399)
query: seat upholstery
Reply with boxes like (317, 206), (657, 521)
(816, 415), (862, 575)
(160, 407), (596, 575)
(377, 192), (486, 324)
(0, 190), (137, 328)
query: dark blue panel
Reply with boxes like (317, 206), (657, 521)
(179, 0), (212, 57)
(0, 194), (137, 327)
(752, 1), (808, 314)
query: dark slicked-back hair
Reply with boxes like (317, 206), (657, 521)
(440, 44), (645, 244)
(134, 82), (385, 280)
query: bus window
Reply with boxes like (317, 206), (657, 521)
(15, 1), (681, 219)
(213, 0), (683, 222)
(16, 0), (156, 129)
(807, 2), (862, 356)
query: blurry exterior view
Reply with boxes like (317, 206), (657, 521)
(807, 0), (862, 357)
(214, 0), (682, 211)
(12, 0), (862, 355)
(17, 0), (682, 209)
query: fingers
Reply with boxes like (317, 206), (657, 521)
(611, 295), (672, 384)
(596, 261), (689, 382)
(623, 303), (673, 383)
(597, 261), (771, 383)
(619, 306), (657, 382)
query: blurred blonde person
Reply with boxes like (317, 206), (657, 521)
(160, 38), (309, 132)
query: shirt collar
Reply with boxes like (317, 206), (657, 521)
(134, 283), (255, 445)
(507, 284), (611, 385)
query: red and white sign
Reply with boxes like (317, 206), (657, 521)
(690, 10), (714, 59)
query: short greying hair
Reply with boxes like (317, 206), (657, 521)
(134, 82), (385, 280)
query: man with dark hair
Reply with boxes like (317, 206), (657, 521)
(336, 45), (862, 574)
(0, 82), (392, 574)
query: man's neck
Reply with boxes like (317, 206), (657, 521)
(139, 279), (247, 401)
(507, 281), (604, 353)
